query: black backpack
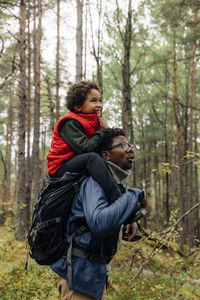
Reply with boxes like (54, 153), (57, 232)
(26, 171), (86, 267)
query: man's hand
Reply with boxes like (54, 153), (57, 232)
(123, 222), (138, 242)
(97, 116), (108, 128)
(138, 197), (147, 209)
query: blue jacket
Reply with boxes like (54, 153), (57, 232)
(51, 176), (143, 299)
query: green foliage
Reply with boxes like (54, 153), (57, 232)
(0, 226), (59, 299)
(1, 226), (200, 299)
(106, 239), (200, 299)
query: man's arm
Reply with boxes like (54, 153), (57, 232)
(80, 177), (143, 238)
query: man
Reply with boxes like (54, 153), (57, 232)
(51, 128), (146, 300)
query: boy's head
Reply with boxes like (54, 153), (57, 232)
(66, 80), (102, 112)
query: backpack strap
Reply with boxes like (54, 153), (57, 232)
(71, 247), (106, 263)
(65, 224), (88, 289)
(64, 224), (107, 290)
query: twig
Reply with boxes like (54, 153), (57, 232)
(0, 35), (4, 57)
(162, 202), (200, 235)
(132, 202), (200, 281)
(107, 279), (123, 298)
(173, 257), (200, 296)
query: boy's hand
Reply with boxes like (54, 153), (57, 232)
(98, 116), (108, 128)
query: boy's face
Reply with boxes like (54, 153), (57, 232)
(74, 89), (102, 115)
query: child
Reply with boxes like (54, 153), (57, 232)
(47, 80), (122, 203)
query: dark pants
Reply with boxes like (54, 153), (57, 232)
(54, 153), (122, 203)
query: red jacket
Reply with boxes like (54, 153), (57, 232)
(47, 112), (100, 175)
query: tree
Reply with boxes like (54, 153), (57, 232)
(15, 0), (27, 240)
(25, 0), (33, 230)
(55, 0), (60, 121)
(120, 0), (133, 142)
(76, 0), (83, 81)
(188, 4), (198, 248)
(32, 0), (42, 199)
(89, 0), (103, 88)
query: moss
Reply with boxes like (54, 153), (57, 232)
(0, 226), (200, 299)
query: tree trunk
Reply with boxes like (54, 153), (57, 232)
(56, 0), (60, 121)
(194, 120), (199, 237)
(15, 0), (27, 240)
(153, 141), (159, 228)
(6, 85), (14, 203)
(89, 0), (103, 88)
(172, 27), (185, 249)
(46, 75), (55, 132)
(182, 50), (190, 243)
(121, 0), (133, 142)
(163, 60), (170, 223)
(32, 0), (42, 199)
(41, 125), (47, 185)
(83, 0), (88, 79)
(188, 7), (197, 248)
(0, 151), (7, 225)
(25, 2), (33, 229)
(76, 0), (83, 82)
(0, 84), (14, 226)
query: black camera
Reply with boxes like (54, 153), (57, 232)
(122, 191), (148, 242)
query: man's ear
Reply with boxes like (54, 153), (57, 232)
(101, 150), (110, 161)
(74, 105), (81, 112)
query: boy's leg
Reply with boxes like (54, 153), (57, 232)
(55, 153), (122, 203)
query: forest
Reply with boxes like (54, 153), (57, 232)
(0, 0), (200, 299)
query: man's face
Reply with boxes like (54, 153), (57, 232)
(103, 135), (134, 170)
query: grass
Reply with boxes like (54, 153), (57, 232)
(0, 225), (200, 299)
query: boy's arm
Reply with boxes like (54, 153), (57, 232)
(60, 119), (107, 153)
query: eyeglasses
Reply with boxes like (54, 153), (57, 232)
(107, 142), (135, 151)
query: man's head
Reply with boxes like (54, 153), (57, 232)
(98, 128), (134, 170)
(66, 80), (102, 113)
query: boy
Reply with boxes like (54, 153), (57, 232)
(47, 80), (122, 203)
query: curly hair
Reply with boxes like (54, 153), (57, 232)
(97, 128), (126, 153)
(66, 80), (101, 111)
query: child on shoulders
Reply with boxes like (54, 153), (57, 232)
(47, 80), (122, 203)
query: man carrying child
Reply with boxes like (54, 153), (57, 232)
(50, 127), (146, 300)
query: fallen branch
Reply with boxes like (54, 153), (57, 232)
(140, 226), (195, 257)
(107, 279), (123, 298)
(132, 202), (200, 281)
(173, 258), (200, 296)
(162, 202), (200, 235)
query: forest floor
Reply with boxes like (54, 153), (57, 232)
(0, 225), (200, 300)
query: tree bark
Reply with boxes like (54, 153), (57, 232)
(163, 60), (170, 223)
(121, 0), (133, 143)
(172, 27), (185, 249)
(25, 1), (33, 229)
(15, 0), (27, 240)
(0, 84), (14, 225)
(89, 0), (103, 88)
(188, 7), (197, 248)
(76, 0), (83, 82)
(83, 0), (88, 79)
(194, 120), (199, 237)
(56, 0), (60, 121)
(32, 0), (42, 199)
(45, 75), (55, 132)
(182, 53), (189, 228)
(0, 150), (7, 225)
